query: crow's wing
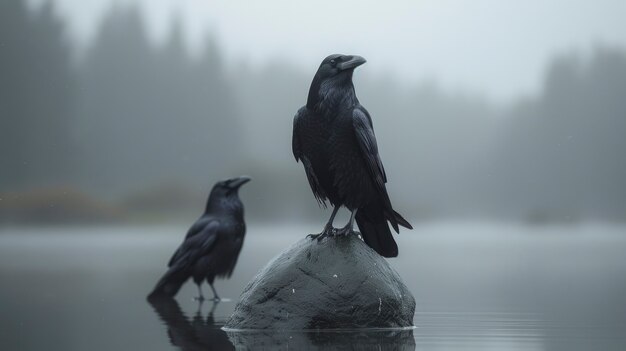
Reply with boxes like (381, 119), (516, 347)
(149, 221), (220, 298)
(168, 220), (219, 268)
(292, 106), (328, 206)
(182, 216), (213, 240)
(352, 107), (388, 189)
(353, 107), (412, 232)
(292, 107), (304, 162)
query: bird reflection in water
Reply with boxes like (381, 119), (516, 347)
(147, 295), (234, 351)
(148, 296), (415, 350)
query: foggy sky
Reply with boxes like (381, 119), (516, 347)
(3, 0), (626, 223)
(29, 0), (626, 103)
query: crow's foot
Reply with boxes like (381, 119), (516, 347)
(307, 226), (336, 241)
(335, 227), (356, 237)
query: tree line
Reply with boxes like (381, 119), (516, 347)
(1, 0), (625, 222)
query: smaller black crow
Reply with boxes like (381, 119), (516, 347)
(148, 176), (250, 300)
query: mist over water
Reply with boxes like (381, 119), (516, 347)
(2, 1), (626, 349)
(1, 223), (625, 350)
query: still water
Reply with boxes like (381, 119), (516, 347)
(1, 222), (625, 350)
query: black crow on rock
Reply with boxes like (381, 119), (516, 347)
(292, 54), (412, 257)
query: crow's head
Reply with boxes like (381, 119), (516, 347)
(316, 54), (366, 80)
(212, 175), (251, 197)
(205, 176), (251, 214)
(307, 54), (366, 109)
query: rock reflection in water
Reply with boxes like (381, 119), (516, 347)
(225, 328), (416, 350)
(148, 295), (415, 350)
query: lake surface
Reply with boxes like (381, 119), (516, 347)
(1, 222), (625, 350)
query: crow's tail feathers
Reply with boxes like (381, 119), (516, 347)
(355, 203), (413, 258)
(147, 265), (190, 299)
(355, 204), (396, 257)
(391, 209), (413, 231)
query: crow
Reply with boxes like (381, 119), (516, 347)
(148, 176), (250, 300)
(292, 54), (412, 257)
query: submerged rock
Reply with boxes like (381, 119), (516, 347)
(225, 234), (415, 330)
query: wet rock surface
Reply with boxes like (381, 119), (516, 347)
(225, 234), (415, 330)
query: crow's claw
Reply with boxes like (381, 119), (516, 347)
(307, 227), (336, 241)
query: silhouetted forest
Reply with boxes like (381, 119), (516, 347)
(1, 1), (625, 224)
(1, 0), (74, 191)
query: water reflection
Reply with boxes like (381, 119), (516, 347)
(148, 295), (415, 350)
(226, 328), (415, 350)
(147, 296), (235, 351)
(2, 225), (626, 350)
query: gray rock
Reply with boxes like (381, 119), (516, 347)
(225, 234), (415, 330)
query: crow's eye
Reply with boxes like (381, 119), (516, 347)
(330, 59), (337, 66)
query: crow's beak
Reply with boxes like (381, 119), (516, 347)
(229, 175), (251, 189)
(337, 55), (366, 71)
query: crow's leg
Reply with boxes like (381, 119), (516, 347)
(208, 283), (221, 302)
(208, 300), (219, 316)
(195, 299), (204, 315)
(308, 205), (339, 241)
(336, 209), (358, 236)
(193, 283), (205, 302)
